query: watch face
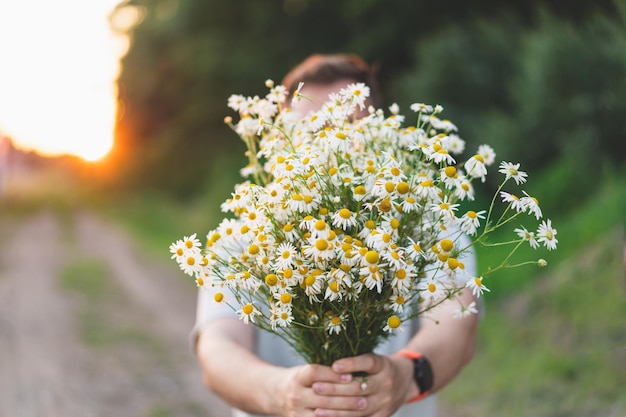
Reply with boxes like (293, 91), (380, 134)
(415, 357), (434, 392)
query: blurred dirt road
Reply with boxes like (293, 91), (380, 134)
(0, 210), (230, 417)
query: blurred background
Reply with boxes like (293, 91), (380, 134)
(0, 0), (625, 416)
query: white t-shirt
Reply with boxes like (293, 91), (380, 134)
(192, 234), (476, 417)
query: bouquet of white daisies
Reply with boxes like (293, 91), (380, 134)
(170, 80), (558, 365)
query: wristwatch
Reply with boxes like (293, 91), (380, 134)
(396, 350), (434, 403)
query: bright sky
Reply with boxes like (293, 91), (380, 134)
(0, 1), (132, 161)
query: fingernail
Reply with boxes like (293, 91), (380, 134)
(358, 397), (367, 409)
(332, 363), (344, 372)
(312, 383), (323, 394)
(315, 410), (327, 417)
(340, 373), (352, 382)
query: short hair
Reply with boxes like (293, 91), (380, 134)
(281, 53), (383, 108)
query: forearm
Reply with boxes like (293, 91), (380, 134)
(403, 287), (478, 393)
(196, 318), (289, 415)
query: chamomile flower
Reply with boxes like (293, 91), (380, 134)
(291, 82), (304, 105)
(498, 161), (528, 185)
(521, 191), (542, 220)
(326, 313), (346, 335)
(465, 276), (490, 298)
(429, 197), (460, 221)
(302, 270), (324, 300)
(500, 191), (525, 212)
(169, 239), (188, 262)
(331, 208), (358, 230)
(383, 315), (403, 333)
(477, 144), (496, 166)
(270, 303), (294, 329)
(410, 103), (434, 114)
(536, 219), (558, 250)
(179, 251), (202, 276)
(447, 134), (465, 154)
(273, 242), (298, 270)
(453, 301), (479, 319)
(339, 82), (370, 110)
(387, 293), (408, 313)
(459, 210), (486, 235)
(514, 226), (539, 249)
(418, 277), (447, 303)
(464, 154), (488, 182)
(237, 303), (262, 324)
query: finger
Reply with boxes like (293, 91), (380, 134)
(299, 363), (354, 386)
(312, 375), (373, 397)
(332, 353), (383, 375)
(312, 394), (368, 415)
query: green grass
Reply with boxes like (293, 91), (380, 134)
(441, 227), (626, 416)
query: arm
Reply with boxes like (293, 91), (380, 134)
(195, 317), (369, 416)
(400, 286), (478, 393)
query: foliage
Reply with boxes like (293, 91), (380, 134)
(393, 3), (626, 184)
(105, 0), (619, 199)
(441, 226), (626, 416)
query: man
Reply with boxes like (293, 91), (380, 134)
(192, 53), (479, 417)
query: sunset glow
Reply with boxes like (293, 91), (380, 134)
(0, 1), (132, 162)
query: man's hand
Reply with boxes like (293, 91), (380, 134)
(306, 353), (415, 417)
(276, 363), (369, 417)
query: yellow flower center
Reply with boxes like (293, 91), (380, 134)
(280, 293), (292, 304)
(248, 244), (260, 255)
(387, 315), (401, 328)
(444, 166), (457, 178)
(396, 182), (409, 194)
(242, 304), (254, 315)
(214, 292), (224, 302)
(316, 239), (329, 251)
(378, 198), (392, 213)
(428, 283), (437, 293)
(315, 220), (327, 230)
(354, 185), (367, 195)
(339, 208), (351, 219)
(447, 258), (459, 270)
(365, 250), (379, 264)
(265, 274), (278, 286)
(440, 239), (454, 252)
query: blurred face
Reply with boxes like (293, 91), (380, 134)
(290, 78), (370, 118)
